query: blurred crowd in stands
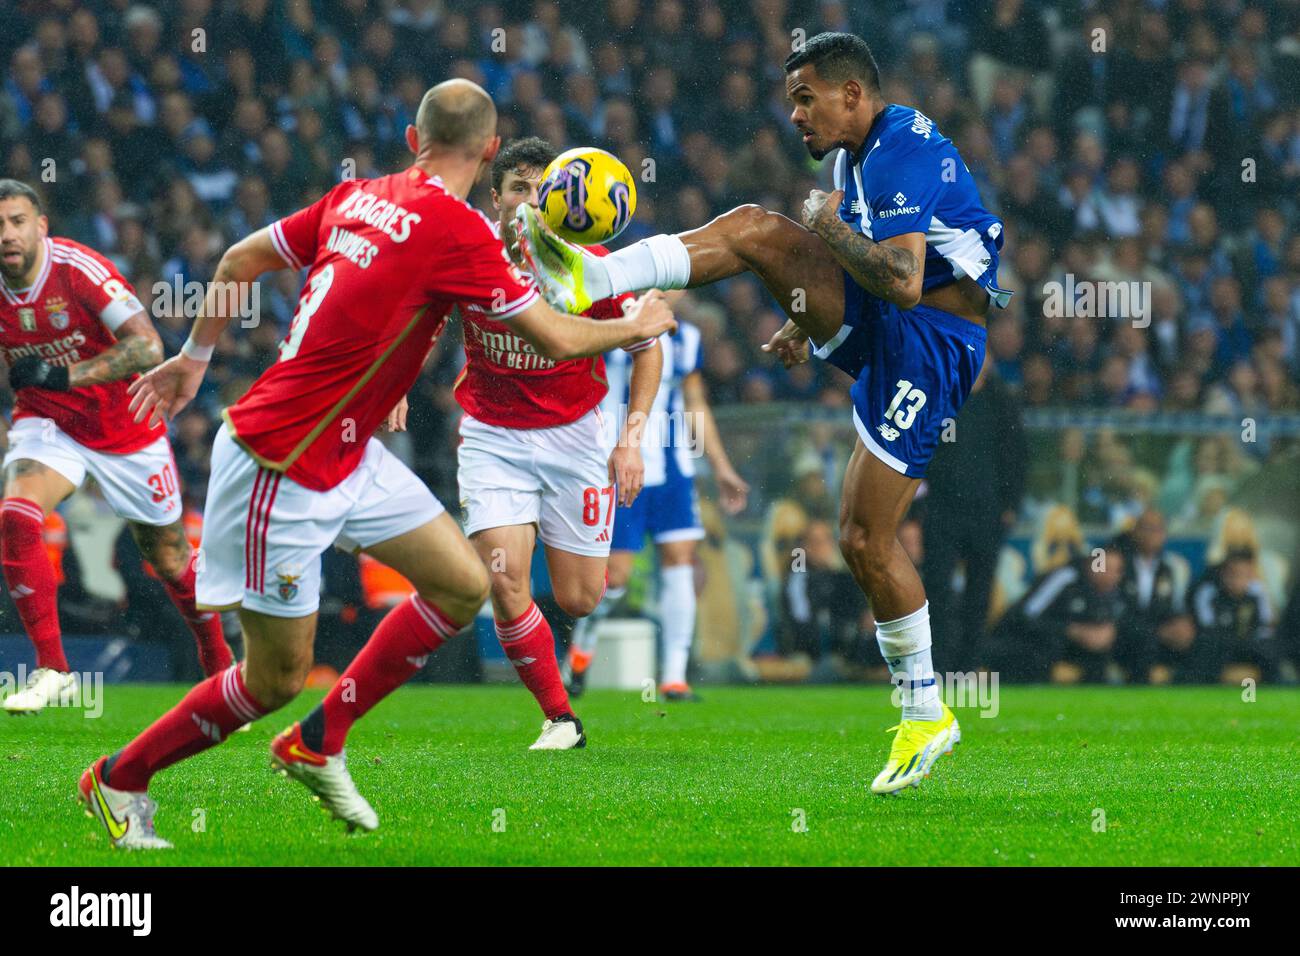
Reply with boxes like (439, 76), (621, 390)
(1, 0), (1298, 681)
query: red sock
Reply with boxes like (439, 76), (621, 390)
(106, 663), (266, 791)
(1, 498), (66, 672)
(161, 557), (233, 676)
(308, 594), (462, 755)
(497, 602), (571, 719)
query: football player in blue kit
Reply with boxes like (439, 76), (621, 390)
(517, 32), (1012, 794)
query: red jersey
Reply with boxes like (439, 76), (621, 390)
(455, 235), (651, 429)
(0, 237), (162, 453)
(225, 168), (538, 491)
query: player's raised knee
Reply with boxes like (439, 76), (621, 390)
(720, 203), (782, 240)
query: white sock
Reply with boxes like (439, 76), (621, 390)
(875, 602), (941, 721)
(571, 585), (625, 656)
(659, 564), (696, 685)
(600, 234), (692, 297)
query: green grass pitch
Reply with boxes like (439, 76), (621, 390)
(2, 684), (1297, 866)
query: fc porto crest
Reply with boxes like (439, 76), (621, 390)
(44, 296), (70, 330)
(274, 565), (302, 602)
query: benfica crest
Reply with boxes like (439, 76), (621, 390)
(275, 566), (302, 602)
(45, 296), (70, 330)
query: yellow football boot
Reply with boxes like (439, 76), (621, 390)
(870, 702), (960, 795)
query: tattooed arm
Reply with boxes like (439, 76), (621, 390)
(801, 188), (925, 310)
(68, 312), (164, 388)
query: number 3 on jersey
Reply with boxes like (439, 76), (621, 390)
(884, 379), (927, 430)
(281, 264), (334, 361)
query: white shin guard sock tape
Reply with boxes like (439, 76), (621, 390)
(875, 602), (941, 720)
(602, 234), (692, 297)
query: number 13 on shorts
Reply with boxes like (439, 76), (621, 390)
(581, 485), (615, 530)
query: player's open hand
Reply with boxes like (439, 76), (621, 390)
(608, 443), (644, 507)
(716, 466), (750, 515)
(383, 396), (408, 432)
(761, 318), (811, 368)
(126, 354), (207, 428)
(801, 188), (844, 236)
(624, 289), (677, 343)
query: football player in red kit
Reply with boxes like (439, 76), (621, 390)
(455, 137), (662, 750)
(0, 179), (233, 715)
(77, 80), (675, 848)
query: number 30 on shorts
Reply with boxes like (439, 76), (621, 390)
(581, 485), (615, 528)
(147, 463), (179, 503)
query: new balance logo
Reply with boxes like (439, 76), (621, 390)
(877, 423), (900, 442)
(850, 200), (864, 215)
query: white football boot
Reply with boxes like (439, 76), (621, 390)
(529, 713), (587, 750)
(270, 723), (379, 832)
(4, 667), (78, 714)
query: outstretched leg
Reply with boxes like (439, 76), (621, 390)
(520, 203), (846, 343)
(674, 206), (846, 343)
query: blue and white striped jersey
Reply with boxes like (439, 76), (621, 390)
(601, 321), (703, 487)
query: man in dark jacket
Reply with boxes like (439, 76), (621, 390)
(1190, 550), (1276, 682)
(922, 360), (1027, 671)
(1113, 509), (1195, 682)
(986, 544), (1126, 682)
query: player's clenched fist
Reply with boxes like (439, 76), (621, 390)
(7, 356), (70, 391)
(801, 188), (844, 237)
(127, 353), (208, 428)
(623, 289), (677, 344)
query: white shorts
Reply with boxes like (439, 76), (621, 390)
(2, 417), (181, 526)
(457, 407), (614, 558)
(198, 426), (444, 617)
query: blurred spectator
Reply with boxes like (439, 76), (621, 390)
(1190, 550), (1277, 683)
(985, 544), (1127, 683)
(1113, 509), (1194, 683)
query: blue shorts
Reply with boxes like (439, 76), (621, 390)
(611, 468), (704, 551)
(811, 272), (986, 478)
